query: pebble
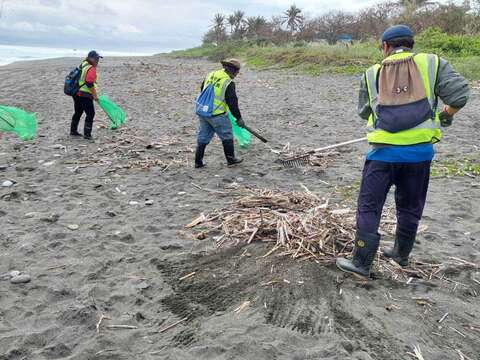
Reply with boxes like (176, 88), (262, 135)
(129, 201), (139, 206)
(67, 224), (79, 231)
(236, 177), (244, 183)
(25, 212), (38, 218)
(145, 199), (154, 205)
(10, 274), (31, 284)
(43, 161), (55, 167)
(1, 180), (14, 187)
(177, 192), (186, 195)
(0, 270), (20, 280)
(51, 144), (65, 149)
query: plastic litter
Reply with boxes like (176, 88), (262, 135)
(0, 106), (37, 141)
(98, 95), (126, 130)
(228, 112), (251, 148)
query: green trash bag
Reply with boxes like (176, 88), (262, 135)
(228, 112), (251, 148)
(0, 106), (37, 141)
(98, 95), (126, 130)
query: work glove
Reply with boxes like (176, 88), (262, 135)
(439, 111), (453, 127)
(235, 117), (246, 128)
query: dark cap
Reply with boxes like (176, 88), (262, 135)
(381, 25), (414, 42)
(87, 50), (103, 60)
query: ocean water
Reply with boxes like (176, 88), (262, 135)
(0, 44), (155, 66)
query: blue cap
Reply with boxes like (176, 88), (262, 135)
(381, 25), (414, 42)
(87, 50), (103, 60)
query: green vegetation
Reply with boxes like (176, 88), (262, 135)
(172, 0), (480, 79)
(431, 159), (480, 178)
(172, 29), (480, 79)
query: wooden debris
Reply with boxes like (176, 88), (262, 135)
(234, 301), (251, 314)
(179, 272), (196, 281)
(106, 325), (138, 330)
(96, 314), (111, 333)
(185, 188), (474, 283)
(159, 317), (188, 333)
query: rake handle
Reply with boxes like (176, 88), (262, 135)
(307, 137), (368, 154)
(244, 125), (268, 143)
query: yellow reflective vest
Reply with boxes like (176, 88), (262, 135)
(78, 60), (97, 95)
(365, 51), (442, 145)
(203, 69), (232, 116)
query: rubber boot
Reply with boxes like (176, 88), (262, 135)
(222, 139), (243, 166)
(383, 228), (416, 267)
(336, 231), (381, 278)
(195, 143), (208, 169)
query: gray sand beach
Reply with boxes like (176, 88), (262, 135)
(0, 55), (479, 359)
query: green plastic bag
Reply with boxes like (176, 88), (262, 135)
(0, 106), (37, 141)
(228, 112), (251, 148)
(98, 95), (126, 130)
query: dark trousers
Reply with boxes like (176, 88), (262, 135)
(356, 160), (431, 236)
(71, 95), (95, 137)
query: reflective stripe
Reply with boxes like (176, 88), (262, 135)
(204, 70), (232, 115)
(364, 52), (442, 145)
(78, 60), (96, 94)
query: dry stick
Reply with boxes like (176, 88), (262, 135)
(106, 325), (138, 330)
(438, 312), (449, 324)
(96, 314), (110, 333)
(179, 272), (196, 281)
(159, 317), (188, 333)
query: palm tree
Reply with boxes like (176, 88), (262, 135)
(233, 10), (246, 37)
(283, 4), (304, 33)
(227, 15), (236, 35)
(245, 16), (268, 39)
(211, 13), (226, 44)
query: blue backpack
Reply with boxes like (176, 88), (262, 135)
(64, 67), (82, 96)
(195, 83), (217, 118)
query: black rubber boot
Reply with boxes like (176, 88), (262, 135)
(70, 131), (82, 137)
(383, 228), (416, 267)
(195, 143), (208, 169)
(222, 139), (243, 166)
(336, 231), (381, 278)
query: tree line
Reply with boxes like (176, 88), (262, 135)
(204, 1), (480, 46)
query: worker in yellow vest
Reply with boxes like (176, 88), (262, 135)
(195, 59), (245, 168)
(70, 50), (102, 141)
(337, 25), (470, 278)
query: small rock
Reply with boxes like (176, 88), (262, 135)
(43, 161), (56, 167)
(9, 270), (21, 278)
(51, 144), (65, 150)
(0, 164), (8, 171)
(10, 274), (31, 284)
(177, 192), (186, 195)
(145, 199), (154, 206)
(236, 177), (244, 183)
(25, 212), (38, 219)
(1, 180), (14, 187)
(67, 224), (79, 231)
(129, 201), (139, 206)
(0, 270), (20, 281)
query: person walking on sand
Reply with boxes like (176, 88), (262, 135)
(336, 25), (470, 279)
(70, 50), (102, 141)
(194, 59), (245, 168)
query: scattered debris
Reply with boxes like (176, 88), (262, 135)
(186, 188), (479, 283)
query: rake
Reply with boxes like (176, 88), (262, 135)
(278, 137), (368, 168)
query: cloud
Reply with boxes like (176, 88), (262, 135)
(0, 0), (462, 52)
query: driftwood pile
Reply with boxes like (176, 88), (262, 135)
(187, 188), (478, 283)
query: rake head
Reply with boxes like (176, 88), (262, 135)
(276, 154), (311, 168)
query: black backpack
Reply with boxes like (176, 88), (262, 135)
(64, 66), (82, 96)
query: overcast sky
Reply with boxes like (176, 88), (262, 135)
(0, 0), (387, 52)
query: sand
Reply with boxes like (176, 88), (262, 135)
(0, 55), (479, 360)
